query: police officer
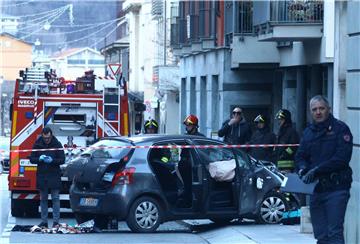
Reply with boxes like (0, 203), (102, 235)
(274, 109), (299, 172)
(144, 119), (159, 134)
(183, 114), (205, 136)
(295, 95), (353, 244)
(248, 114), (276, 162)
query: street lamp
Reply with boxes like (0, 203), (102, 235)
(44, 21), (51, 31)
(35, 38), (41, 46)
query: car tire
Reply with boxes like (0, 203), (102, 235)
(126, 196), (162, 233)
(210, 218), (233, 225)
(11, 199), (25, 217)
(257, 191), (289, 224)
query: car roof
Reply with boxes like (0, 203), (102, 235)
(101, 134), (223, 145)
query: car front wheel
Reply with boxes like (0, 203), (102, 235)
(126, 196), (162, 233)
(258, 192), (288, 224)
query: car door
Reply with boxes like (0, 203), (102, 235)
(149, 139), (202, 211)
(192, 139), (239, 213)
(233, 148), (258, 215)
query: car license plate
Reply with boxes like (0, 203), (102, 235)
(80, 198), (98, 207)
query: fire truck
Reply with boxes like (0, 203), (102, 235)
(8, 66), (130, 217)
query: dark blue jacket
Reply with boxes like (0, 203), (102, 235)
(295, 114), (353, 191)
(29, 136), (65, 190)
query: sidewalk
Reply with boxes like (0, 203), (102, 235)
(183, 220), (316, 244)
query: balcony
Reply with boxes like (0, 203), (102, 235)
(122, 0), (142, 13)
(170, 2), (216, 56)
(253, 0), (323, 42)
(228, 1), (280, 67)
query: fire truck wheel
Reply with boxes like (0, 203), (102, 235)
(11, 199), (25, 217)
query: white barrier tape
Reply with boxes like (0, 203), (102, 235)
(0, 143), (299, 154)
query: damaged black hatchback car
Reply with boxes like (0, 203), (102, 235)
(67, 135), (297, 233)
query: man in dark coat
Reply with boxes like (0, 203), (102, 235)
(295, 95), (353, 244)
(274, 109), (299, 171)
(218, 107), (252, 145)
(248, 114), (276, 162)
(29, 127), (65, 228)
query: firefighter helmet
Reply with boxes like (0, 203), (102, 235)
(144, 119), (158, 133)
(276, 109), (292, 123)
(254, 114), (266, 123)
(183, 114), (199, 126)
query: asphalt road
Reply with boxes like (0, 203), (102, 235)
(0, 173), (207, 244)
(0, 174), (316, 244)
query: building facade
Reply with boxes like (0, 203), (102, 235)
(344, 1), (360, 243)
(50, 47), (105, 80)
(123, 0), (180, 134)
(0, 33), (32, 136)
(171, 1), (333, 137)
(171, 0), (360, 242)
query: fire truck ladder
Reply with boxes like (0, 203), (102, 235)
(102, 87), (121, 136)
(25, 67), (49, 124)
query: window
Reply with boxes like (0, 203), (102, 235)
(149, 141), (186, 165)
(233, 148), (251, 169)
(193, 140), (235, 164)
(88, 59), (104, 65)
(67, 59), (85, 65)
(81, 140), (131, 159)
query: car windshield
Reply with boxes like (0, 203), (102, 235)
(81, 139), (131, 159)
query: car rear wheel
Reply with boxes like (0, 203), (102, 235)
(126, 196), (162, 233)
(258, 192), (289, 224)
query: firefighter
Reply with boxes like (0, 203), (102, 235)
(274, 109), (299, 172)
(183, 114), (205, 136)
(144, 119), (159, 134)
(218, 107), (252, 145)
(248, 114), (276, 162)
(295, 95), (353, 244)
(29, 127), (65, 228)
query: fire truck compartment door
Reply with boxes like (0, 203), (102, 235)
(44, 101), (97, 137)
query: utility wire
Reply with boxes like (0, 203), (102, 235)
(35, 18), (122, 46)
(0, 0), (34, 8)
(19, 6), (69, 39)
(18, 16), (121, 35)
(18, 20), (115, 35)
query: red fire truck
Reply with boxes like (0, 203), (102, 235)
(8, 66), (129, 217)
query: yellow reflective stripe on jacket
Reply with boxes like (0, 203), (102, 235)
(161, 157), (169, 163)
(285, 147), (294, 155)
(277, 160), (295, 169)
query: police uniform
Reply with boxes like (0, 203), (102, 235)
(295, 113), (353, 244)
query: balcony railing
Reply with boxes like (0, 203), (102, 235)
(237, 0), (253, 33)
(270, 0), (323, 23)
(171, 1), (214, 47)
(224, 1), (253, 46)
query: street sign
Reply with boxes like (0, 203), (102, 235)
(108, 64), (122, 76)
